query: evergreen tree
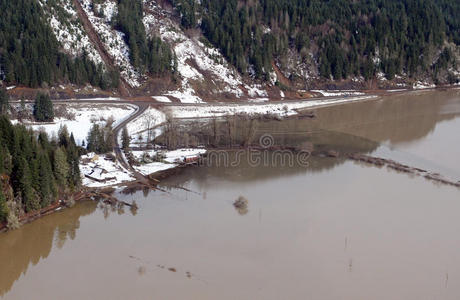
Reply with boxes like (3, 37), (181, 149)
(86, 121), (114, 154)
(0, 88), (9, 115)
(104, 124), (114, 153)
(54, 147), (69, 187)
(67, 133), (81, 189)
(0, 188), (8, 223)
(87, 123), (101, 153)
(58, 125), (71, 148)
(181, 0), (457, 81)
(116, 0), (174, 75)
(38, 153), (53, 208)
(122, 127), (130, 150)
(13, 157), (39, 213)
(0, 117), (83, 220)
(0, 0), (117, 89)
(34, 93), (54, 122)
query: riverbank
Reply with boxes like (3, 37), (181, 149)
(3, 88), (460, 300)
(2, 87), (459, 232)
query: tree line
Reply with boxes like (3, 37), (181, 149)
(173, 0), (459, 81)
(0, 117), (82, 227)
(0, 0), (118, 89)
(115, 0), (175, 76)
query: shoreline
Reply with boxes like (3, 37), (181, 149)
(1, 87), (458, 232)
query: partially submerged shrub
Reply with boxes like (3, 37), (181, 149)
(233, 196), (249, 215)
(63, 196), (75, 208)
(6, 213), (20, 230)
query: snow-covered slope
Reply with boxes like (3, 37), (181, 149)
(79, 0), (142, 87)
(142, 0), (268, 102)
(39, 0), (103, 65)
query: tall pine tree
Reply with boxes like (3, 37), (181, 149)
(34, 93), (54, 122)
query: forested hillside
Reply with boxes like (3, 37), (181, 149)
(115, 0), (175, 76)
(0, 0), (459, 97)
(176, 0), (459, 82)
(0, 103), (81, 227)
(0, 0), (118, 89)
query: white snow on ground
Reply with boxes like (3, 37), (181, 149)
(377, 71), (387, 81)
(134, 162), (177, 176)
(166, 88), (205, 104)
(247, 85), (269, 98)
(413, 81), (436, 90)
(248, 98), (270, 103)
(26, 104), (136, 146)
(152, 96), (172, 103)
(80, 0), (141, 87)
(75, 97), (122, 101)
(40, 0), (102, 65)
(80, 152), (135, 187)
(131, 148), (206, 176)
(125, 107), (167, 145)
(142, 0), (268, 101)
(387, 89), (408, 92)
(311, 90), (365, 97)
(164, 96), (378, 119)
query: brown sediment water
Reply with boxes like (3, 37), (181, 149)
(1, 89), (460, 300)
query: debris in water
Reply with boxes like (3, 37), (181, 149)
(131, 200), (138, 210)
(168, 267), (177, 272)
(348, 153), (460, 188)
(233, 196), (249, 215)
(326, 150), (340, 158)
(138, 266), (146, 275)
(130, 201), (138, 216)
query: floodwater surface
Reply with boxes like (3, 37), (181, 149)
(1, 89), (460, 300)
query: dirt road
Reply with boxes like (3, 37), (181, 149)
(112, 102), (148, 178)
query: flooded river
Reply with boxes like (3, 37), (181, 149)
(1, 89), (460, 299)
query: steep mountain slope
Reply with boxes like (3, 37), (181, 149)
(143, 0), (271, 102)
(0, 0), (118, 90)
(0, 0), (459, 100)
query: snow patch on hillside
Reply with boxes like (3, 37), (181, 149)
(152, 96), (172, 103)
(142, 0), (268, 101)
(413, 81), (436, 90)
(80, 0), (141, 87)
(40, 0), (102, 64)
(247, 85), (269, 98)
(166, 88), (205, 103)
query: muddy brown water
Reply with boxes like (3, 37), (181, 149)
(1, 89), (460, 300)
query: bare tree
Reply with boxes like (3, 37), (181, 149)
(142, 112), (158, 146)
(164, 113), (179, 150)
